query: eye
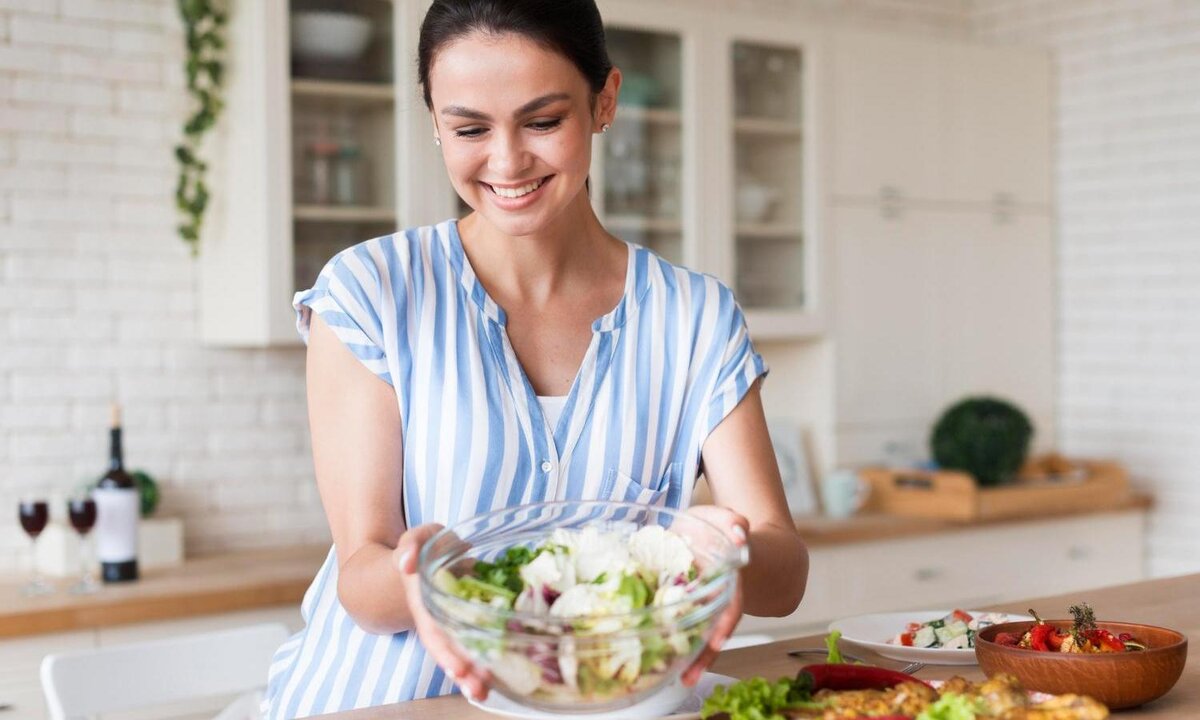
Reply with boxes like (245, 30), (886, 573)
(453, 126), (486, 138)
(528, 118), (562, 131)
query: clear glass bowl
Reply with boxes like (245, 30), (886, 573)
(419, 500), (746, 714)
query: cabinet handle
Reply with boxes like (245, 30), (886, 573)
(879, 185), (903, 220)
(913, 567), (943, 582)
(992, 191), (1015, 225)
(1067, 545), (1092, 561)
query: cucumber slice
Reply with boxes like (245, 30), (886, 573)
(913, 626), (937, 648)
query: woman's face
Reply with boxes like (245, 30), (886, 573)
(428, 32), (618, 237)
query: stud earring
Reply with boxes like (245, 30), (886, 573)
(433, 136), (441, 146)
(600, 123), (610, 133)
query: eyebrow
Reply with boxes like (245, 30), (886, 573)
(440, 93), (571, 121)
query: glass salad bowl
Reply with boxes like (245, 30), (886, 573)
(418, 500), (747, 714)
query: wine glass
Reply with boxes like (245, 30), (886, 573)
(68, 496), (99, 594)
(17, 498), (53, 596)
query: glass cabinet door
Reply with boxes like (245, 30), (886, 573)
(731, 41), (805, 311)
(288, 0), (397, 292)
(598, 28), (684, 265)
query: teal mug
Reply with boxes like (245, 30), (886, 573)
(821, 469), (871, 519)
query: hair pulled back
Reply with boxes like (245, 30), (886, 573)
(417, 0), (613, 110)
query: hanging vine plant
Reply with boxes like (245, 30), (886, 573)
(175, 0), (228, 255)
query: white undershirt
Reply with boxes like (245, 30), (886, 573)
(538, 395), (569, 430)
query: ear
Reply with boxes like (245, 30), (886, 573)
(595, 67), (622, 131)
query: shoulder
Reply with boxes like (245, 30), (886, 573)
(319, 220), (459, 295)
(631, 244), (742, 327)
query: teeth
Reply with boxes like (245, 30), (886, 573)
(490, 178), (543, 199)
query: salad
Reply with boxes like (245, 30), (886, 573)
(432, 525), (715, 703)
(888, 610), (1010, 650)
(995, 603), (1147, 653)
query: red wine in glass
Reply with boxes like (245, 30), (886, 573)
(18, 500), (52, 595)
(18, 501), (48, 538)
(68, 496), (100, 595)
(68, 498), (97, 535)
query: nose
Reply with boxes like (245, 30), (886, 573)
(488, 129), (532, 179)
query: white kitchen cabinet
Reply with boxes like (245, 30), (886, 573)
(201, 0), (438, 346)
(830, 205), (942, 428)
(735, 510), (1146, 643)
(935, 211), (1056, 439)
(829, 30), (944, 203)
(203, 0), (824, 346)
(824, 28), (1055, 466)
(942, 41), (1052, 207)
(595, 1), (824, 340)
(830, 204), (1057, 464)
(830, 30), (1051, 208)
(0, 606), (302, 720)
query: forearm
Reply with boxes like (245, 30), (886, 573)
(337, 542), (416, 635)
(742, 520), (809, 617)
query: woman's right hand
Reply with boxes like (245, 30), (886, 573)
(394, 523), (492, 701)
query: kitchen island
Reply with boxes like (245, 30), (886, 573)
(318, 572), (1198, 718)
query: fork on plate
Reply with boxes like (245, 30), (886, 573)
(785, 649), (925, 675)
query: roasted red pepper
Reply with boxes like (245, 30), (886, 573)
(1086, 628), (1126, 652)
(1027, 608), (1068, 652)
(799, 664), (932, 691)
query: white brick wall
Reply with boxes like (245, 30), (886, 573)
(0, 0), (324, 570)
(968, 0), (1200, 578)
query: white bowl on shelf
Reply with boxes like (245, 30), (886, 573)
(735, 183), (780, 224)
(290, 10), (373, 62)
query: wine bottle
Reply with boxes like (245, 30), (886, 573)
(93, 403), (139, 582)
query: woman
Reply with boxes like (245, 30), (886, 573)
(265, 0), (808, 716)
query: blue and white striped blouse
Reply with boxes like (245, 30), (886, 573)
(265, 219), (767, 718)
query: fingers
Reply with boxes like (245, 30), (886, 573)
(391, 523), (490, 700)
(686, 505), (750, 545)
(393, 523), (446, 575)
(682, 582), (744, 686)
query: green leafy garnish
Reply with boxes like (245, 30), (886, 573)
(470, 546), (537, 596)
(1069, 603), (1097, 646)
(916, 693), (985, 720)
(825, 630), (845, 664)
(701, 676), (821, 720)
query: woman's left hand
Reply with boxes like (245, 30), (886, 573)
(679, 504), (750, 687)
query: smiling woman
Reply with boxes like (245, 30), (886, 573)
(264, 1), (809, 717)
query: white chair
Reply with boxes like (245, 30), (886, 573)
(41, 622), (289, 720)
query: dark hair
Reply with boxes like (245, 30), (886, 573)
(417, 0), (613, 110)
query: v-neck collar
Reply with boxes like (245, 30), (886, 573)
(441, 219), (647, 497)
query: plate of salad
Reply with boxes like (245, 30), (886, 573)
(828, 610), (1034, 665)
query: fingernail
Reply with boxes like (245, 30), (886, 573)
(731, 525), (746, 542)
(396, 550), (411, 572)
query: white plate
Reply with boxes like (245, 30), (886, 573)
(828, 610), (1033, 666)
(466, 672), (736, 720)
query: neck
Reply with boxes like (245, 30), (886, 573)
(459, 192), (621, 306)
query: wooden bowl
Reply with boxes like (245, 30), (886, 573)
(975, 620), (1188, 710)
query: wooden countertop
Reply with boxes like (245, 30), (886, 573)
(0, 499), (1151, 640)
(324, 572), (1199, 719)
(0, 545), (329, 639)
(795, 494), (1150, 547)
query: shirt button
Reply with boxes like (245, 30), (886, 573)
(541, 460), (553, 473)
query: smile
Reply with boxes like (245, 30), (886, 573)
(485, 176), (550, 199)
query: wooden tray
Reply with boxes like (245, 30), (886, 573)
(860, 458), (1131, 522)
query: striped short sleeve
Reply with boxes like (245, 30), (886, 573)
(294, 246), (393, 385)
(704, 289), (769, 436)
